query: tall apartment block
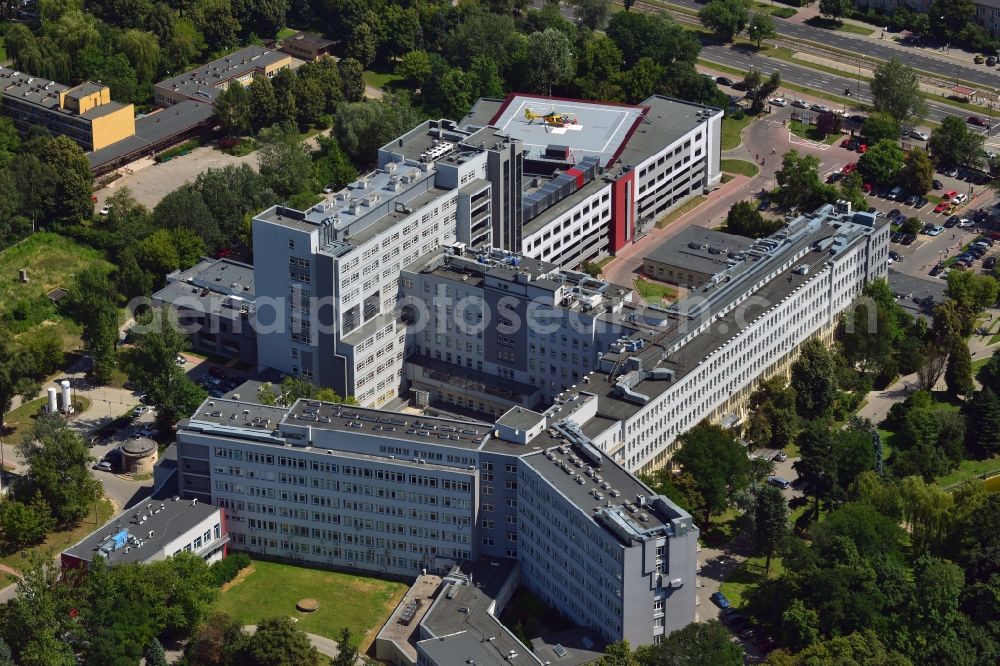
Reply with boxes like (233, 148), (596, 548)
(176, 396), (698, 648)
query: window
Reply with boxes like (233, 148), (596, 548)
(482, 536), (494, 546)
(481, 519), (494, 529)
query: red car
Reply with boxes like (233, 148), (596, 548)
(862, 182), (873, 193)
(842, 162), (857, 173)
(968, 116), (989, 128)
(943, 190), (958, 200)
(857, 144), (868, 154)
(208, 366), (228, 380)
(934, 201), (951, 214)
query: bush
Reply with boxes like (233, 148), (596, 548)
(155, 139), (201, 163)
(772, 7), (797, 18)
(209, 552), (251, 586)
(727, 107), (745, 120)
(313, 114), (334, 130)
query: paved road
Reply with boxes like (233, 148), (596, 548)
(668, 0), (1000, 90)
(699, 42), (995, 137)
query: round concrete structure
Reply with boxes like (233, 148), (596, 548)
(296, 598), (319, 613)
(121, 436), (158, 475)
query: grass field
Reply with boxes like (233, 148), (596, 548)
(937, 454), (1000, 489)
(656, 195), (706, 229)
(275, 28), (298, 41)
(788, 120), (841, 145)
(2, 395), (91, 441)
(212, 558), (407, 646)
(634, 278), (678, 305)
(363, 64), (404, 91)
(721, 114), (756, 150)
(719, 556), (784, 608)
(720, 159), (759, 177)
(0, 498), (114, 572)
(0, 232), (112, 314)
(805, 17), (874, 36)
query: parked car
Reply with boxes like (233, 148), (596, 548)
(945, 215), (961, 228)
(774, 451), (788, 462)
(857, 143), (868, 154)
(711, 592), (732, 609)
(889, 250), (903, 262)
(98, 206), (109, 216)
(208, 366), (228, 379)
(927, 225), (945, 236)
(716, 76), (735, 86)
(988, 56), (998, 66)
(922, 223), (936, 234)
(959, 218), (976, 229)
(904, 194), (919, 206)
(968, 116), (990, 128)
(952, 192), (968, 205)
(934, 201), (951, 214)
(810, 103), (831, 112)
(769, 97), (787, 106)
(909, 129), (929, 141)
(792, 99), (809, 109)
(891, 231), (904, 243)
(841, 138), (859, 150)
(322, 184), (335, 193)
(900, 234), (916, 245)
(768, 476), (791, 489)
(842, 162), (857, 173)
(848, 114), (865, 123)
(932, 179), (943, 190)
(888, 209), (902, 220)
(93, 461), (113, 472)
(984, 256), (997, 270)
(974, 55), (985, 64)
(826, 171), (842, 183)
(131, 405), (149, 418)
(175, 354), (186, 365)
(930, 263), (946, 276)
(887, 186), (903, 200)
(913, 197), (929, 209)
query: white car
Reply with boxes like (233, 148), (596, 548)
(132, 405), (149, 418)
(769, 97), (787, 107)
(958, 218), (975, 228)
(909, 130), (929, 141)
(93, 461), (112, 472)
(99, 206), (109, 215)
(792, 99), (809, 109)
(952, 193), (968, 204)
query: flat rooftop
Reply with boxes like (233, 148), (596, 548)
(0, 67), (120, 116)
(63, 497), (221, 565)
(419, 559), (533, 665)
(88, 99), (214, 169)
(614, 95), (722, 172)
(887, 268), (946, 321)
(644, 225), (753, 275)
(153, 257), (255, 318)
(156, 46), (289, 103)
(488, 94), (645, 168)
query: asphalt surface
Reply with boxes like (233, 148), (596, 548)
(669, 0), (1000, 90)
(699, 42), (995, 137)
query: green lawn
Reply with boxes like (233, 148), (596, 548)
(788, 120), (841, 145)
(0, 232), (113, 314)
(805, 17), (875, 36)
(754, 2), (796, 17)
(937, 454), (1000, 489)
(701, 507), (742, 548)
(363, 65), (403, 91)
(596, 255), (615, 270)
(656, 195), (706, 229)
(0, 498), (114, 572)
(212, 558), (407, 647)
(634, 279), (678, 305)
(275, 28), (298, 41)
(719, 556), (784, 608)
(720, 159), (759, 177)
(721, 114), (756, 150)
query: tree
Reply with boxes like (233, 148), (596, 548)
(32, 135), (92, 221)
(257, 123), (315, 198)
(944, 338), (974, 398)
(144, 638), (168, 666)
(214, 80), (251, 137)
(819, 0), (852, 20)
(621, 57), (664, 104)
(900, 147), (934, 195)
(634, 621), (742, 665)
(334, 95), (423, 166)
(397, 50), (433, 88)
(331, 627), (359, 666)
(793, 420), (838, 517)
(791, 338), (838, 419)
(815, 110), (842, 138)
(916, 340), (948, 391)
(596, 641), (639, 666)
(672, 423), (752, 525)
(0, 493), (55, 552)
(239, 616), (320, 666)
(118, 28), (161, 84)
(746, 376), (798, 450)
(747, 12), (776, 47)
(755, 484), (788, 576)
(774, 150), (832, 211)
(247, 75), (277, 132)
(295, 75), (326, 129)
(17, 415), (102, 526)
(0, 638), (13, 666)
(857, 139), (906, 187)
(68, 267), (120, 385)
(194, 165), (277, 247)
(699, 0), (751, 41)
(781, 599), (820, 651)
(127, 307), (207, 429)
(606, 11), (700, 69)
(338, 58), (365, 103)
(870, 58), (927, 122)
(347, 22), (377, 68)
(152, 185), (221, 252)
(901, 216), (923, 236)
(745, 69), (781, 114)
(861, 112), (902, 144)
(725, 200), (781, 239)
(523, 28), (576, 96)
(570, 0), (610, 30)
(928, 115), (985, 168)
(187, 612), (245, 666)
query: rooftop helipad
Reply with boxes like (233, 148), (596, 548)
(489, 94), (647, 167)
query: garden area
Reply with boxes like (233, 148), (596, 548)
(633, 278), (678, 305)
(788, 119), (841, 145)
(211, 558), (408, 648)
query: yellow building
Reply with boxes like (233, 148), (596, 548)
(0, 69), (135, 151)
